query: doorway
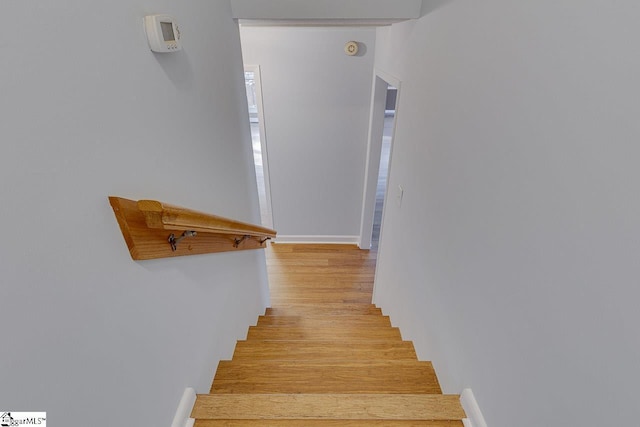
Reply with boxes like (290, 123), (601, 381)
(359, 71), (400, 251)
(372, 88), (396, 250)
(244, 65), (274, 229)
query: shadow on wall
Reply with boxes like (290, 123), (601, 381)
(152, 49), (195, 91)
(353, 42), (368, 57)
(420, 0), (453, 17)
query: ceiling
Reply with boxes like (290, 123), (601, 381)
(231, 0), (423, 26)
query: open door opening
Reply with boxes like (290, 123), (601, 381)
(359, 72), (400, 251)
(244, 66), (274, 229)
(371, 87), (397, 250)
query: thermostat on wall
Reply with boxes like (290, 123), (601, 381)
(144, 14), (182, 53)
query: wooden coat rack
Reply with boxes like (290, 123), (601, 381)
(109, 197), (276, 260)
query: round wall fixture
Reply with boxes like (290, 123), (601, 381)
(344, 41), (359, 56)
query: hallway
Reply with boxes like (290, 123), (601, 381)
(250, 112), (394, 249)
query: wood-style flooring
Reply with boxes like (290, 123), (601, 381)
(192, 243), (465, 426)
(267, 243), (377, 306)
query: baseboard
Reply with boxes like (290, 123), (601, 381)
(275, 235), (360, 244)
(460, 388), (487, 427)
(171, 388), (196, 427)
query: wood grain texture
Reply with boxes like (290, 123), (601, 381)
(246, 325), (402, 341)
(265, 304), (382, 316)
(192, 394), (465, 420)
(195, 421), (465, 427)
(137, 199), (276, 237)
(192, 244), (464, 423)
(108, 197), (275, 260)
(211, 360), (441, 394)
(232, 340), (418, 361)
(267, 243), (376, 307)
(256, 315), (392, 327)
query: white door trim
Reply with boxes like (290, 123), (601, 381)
(358, 69), (401, 250)
(245, 64), (274, 229)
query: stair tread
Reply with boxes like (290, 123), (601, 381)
(266, 304), (382, 316)
(192, 394), (464, 420)
(212, 360), (441, 394)
(267, 243), (375, 256)
(256, 315), (392, 327)
(194, 245), (458, 424)
(232, 340), (417, 361)
(195, 421), (465, 426)
(270, 288), (372, 295)
(246, 325), (402, 341)
(269, 269), (375, 276)
(271, 295), (373, 304)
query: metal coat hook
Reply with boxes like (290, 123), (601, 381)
(260, 237), (271, 245)
(168, 230), (197, 251)
(234, 235), (251, 248)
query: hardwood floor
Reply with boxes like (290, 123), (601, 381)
(266, 243), (377, 307)
(192, 243), (465, 426)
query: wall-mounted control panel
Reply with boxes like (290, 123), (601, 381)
(144, 14), (181, 53)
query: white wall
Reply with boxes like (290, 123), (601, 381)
(240, 26), (376, 241)
(0, 2), (268, 426)
(231, 0), (422, 20)
(373, 1), (640, 426)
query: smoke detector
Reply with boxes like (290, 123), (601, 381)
(344, 41), (359, 56)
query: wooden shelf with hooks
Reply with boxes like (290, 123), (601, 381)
(109, 197), (276, 260)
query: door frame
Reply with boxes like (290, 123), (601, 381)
(358, 69), (401, 250)
(245, 64), (274, 229)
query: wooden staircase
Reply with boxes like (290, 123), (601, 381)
(192, 244), (465, 426)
